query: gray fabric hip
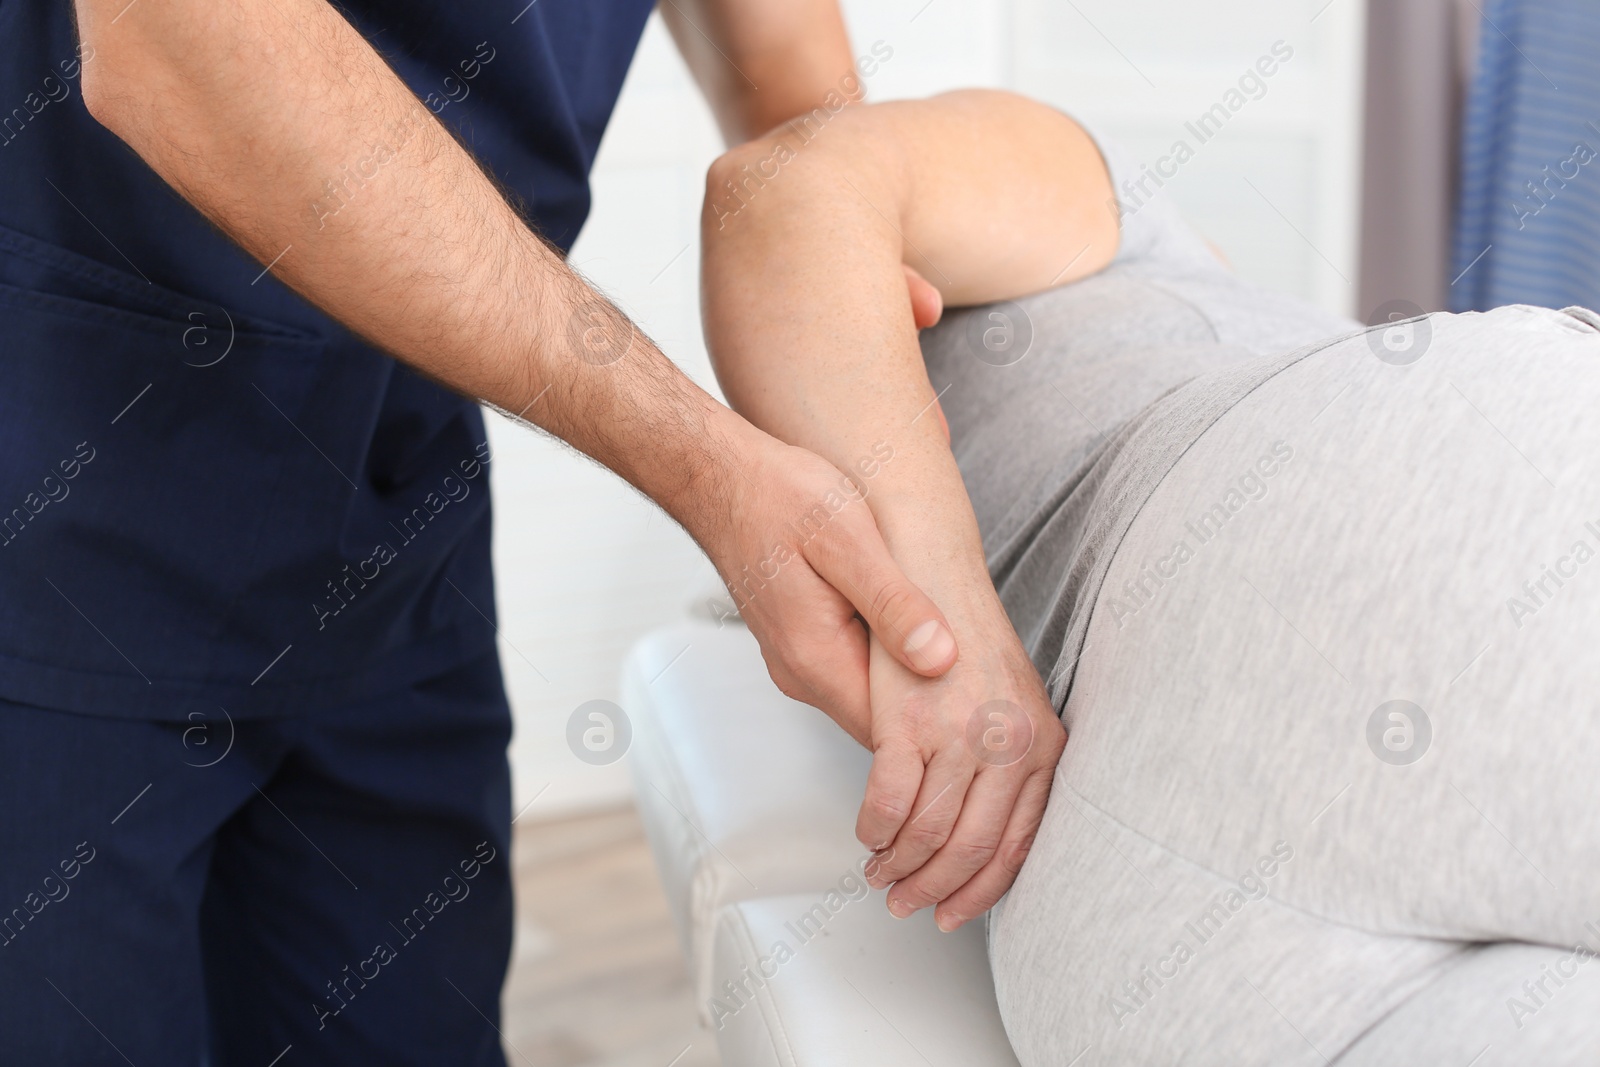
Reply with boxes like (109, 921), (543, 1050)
(974, 301), (1600, 1065)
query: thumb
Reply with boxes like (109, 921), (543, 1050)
(809, 523), (958, 678)
(903, 263), (944, 330)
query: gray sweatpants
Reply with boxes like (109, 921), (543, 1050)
(917, 121), (1600, 1065)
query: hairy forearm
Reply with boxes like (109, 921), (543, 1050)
(74, 0), (741, 528)
(700, 91), (1117, 603)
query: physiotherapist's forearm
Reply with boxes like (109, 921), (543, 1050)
(69, 0), (969, 733)
(662, 0), (856, 144)
(71, 0), (737, 525)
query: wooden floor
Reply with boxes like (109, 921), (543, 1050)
(501, 805), (721, 1067)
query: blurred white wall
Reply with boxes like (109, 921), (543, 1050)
(1017, 0), (1367, 312)
(491, 0), (1368, 818)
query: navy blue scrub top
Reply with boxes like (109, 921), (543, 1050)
(0, 0), (657, 720)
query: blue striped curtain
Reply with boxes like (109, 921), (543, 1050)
(1451, 0), (1600, 312)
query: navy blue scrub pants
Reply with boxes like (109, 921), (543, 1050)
(0, 651), (514, 1066)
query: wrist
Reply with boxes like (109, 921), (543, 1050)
(864, 454), (996, 620)
(651, 401), (764, 562)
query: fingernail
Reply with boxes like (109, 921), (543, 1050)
(887, 897), (913, 919)
(903, 620), (955, 672)
(936, 912), (961, 932)
(867, 874), (888, 889)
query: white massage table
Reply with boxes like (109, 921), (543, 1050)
(624, 616), (1023, 1067)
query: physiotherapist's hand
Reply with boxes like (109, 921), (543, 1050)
(856, 585), (1065, 931)
(691, 420), (960, 742)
